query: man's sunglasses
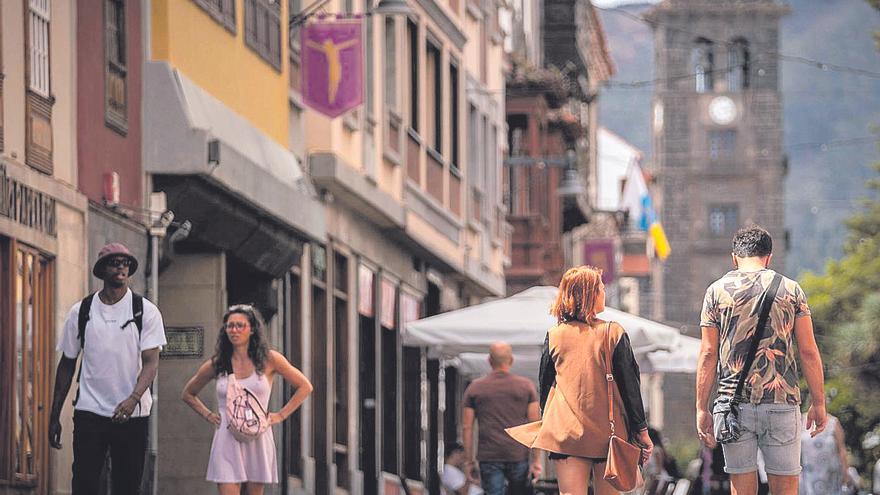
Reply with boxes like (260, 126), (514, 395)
(106, 258), (132, 268)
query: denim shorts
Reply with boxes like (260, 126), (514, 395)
(712, 402), (802, 476)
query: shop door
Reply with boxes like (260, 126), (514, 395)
(1, 240), (53, 495)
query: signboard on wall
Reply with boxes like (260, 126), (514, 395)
(583, 240), (616, 285)
(161, 326), (204, 359)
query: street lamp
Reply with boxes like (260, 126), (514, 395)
(556, 149), (585, 199)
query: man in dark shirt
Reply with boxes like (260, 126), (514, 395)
(462, 342), (541, 495)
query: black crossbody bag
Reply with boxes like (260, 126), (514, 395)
(714, 272), (783, 444)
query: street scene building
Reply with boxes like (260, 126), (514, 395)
(647, 0), (789, 335)
(1, 0), (878, 494)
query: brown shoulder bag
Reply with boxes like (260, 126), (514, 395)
(602, 322), (644, 492)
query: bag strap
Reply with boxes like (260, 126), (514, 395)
(732, 272), (783, 403)
(604, 321), (616, 435)
(77, 292), (96, 350)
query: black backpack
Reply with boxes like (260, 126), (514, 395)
(73, 292), (145, 405)
(77, 291), (145, 348)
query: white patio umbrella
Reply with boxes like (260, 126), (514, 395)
(404, 286), (699, 380)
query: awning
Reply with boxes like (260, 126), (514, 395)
(404, 286), (700, 380)
(144, 61), (325, 248)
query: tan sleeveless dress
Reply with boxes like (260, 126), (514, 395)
(506, 321), (628, 458)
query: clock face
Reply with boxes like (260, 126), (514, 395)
(709, 96), (737, 125)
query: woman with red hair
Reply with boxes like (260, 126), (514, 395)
(508, 266), (653, 495)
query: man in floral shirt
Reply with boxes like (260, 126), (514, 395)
(696, 225), (827, 495)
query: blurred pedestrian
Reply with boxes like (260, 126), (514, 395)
(48, 243), (166, 495)
(442, 442), (485, 495)
(800, 413), (849, 494)
(461, 342), (541, 495)
(696, 226), (827, 495)
(507, 265), (653, 495)
(182, 304), (313, 495)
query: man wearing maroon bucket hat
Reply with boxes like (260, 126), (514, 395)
(48, 242), (167, 494)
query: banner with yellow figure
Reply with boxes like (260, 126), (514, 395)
(302, 19), (364, 118)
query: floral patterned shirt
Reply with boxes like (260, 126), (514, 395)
(700, 269), (811, 405)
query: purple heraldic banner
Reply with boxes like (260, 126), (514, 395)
(301, 20), (364, 118)
(583, 240), (616, 285)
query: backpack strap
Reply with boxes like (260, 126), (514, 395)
(132, 292), (144, 334)
(77, 293), (96, 350)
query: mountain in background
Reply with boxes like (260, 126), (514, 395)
(597, 0), (880, 276)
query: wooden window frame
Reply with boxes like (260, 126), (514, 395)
(449, 60), (460, 171)
(25, 0), (53, 175)
(104, 0), (128, 135)
(244, 0), (283, 72)
(192, 0), (237, 33)
(406, 18), (419, 134)
(0, 239), (54, 491)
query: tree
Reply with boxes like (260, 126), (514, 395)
(800, 165), (880, 472)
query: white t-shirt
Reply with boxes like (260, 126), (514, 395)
(441, 464), (484, 495)
(57, 289), (166, 418)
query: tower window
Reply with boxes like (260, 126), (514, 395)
(728, 38), (750, 91)
(709, 130), (737, 161)
(708, 205), (739, 236)
(692, 38), (714, 93)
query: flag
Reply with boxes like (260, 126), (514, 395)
(620, 163), (671, 260)
(302, 20), (364, 118)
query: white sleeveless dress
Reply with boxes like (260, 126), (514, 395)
(206, 373), (278, 483)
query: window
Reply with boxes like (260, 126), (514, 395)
(407, 19), (419, 132)
(105, 0), (127, 133)
(244, 0), (282, 71)
(27, 0), (50, 97)
(285, 269), (303, 478)
(450, 62), (460, 168)
(425, 42), (441, 152)
(708, 205), (739, 236)
(692, 38), (714, 93)
(365, 9), (374, 118)
(380, 278), (399, 474)
(384, 19), (397, 110)
(289, 0), (302, 50)
(26, 0), (53, 174)
(1, 240), (54, 485)
(469, 106), (483, 222)
(333, 251), (350, 489)
(193, 0), (236, 31)
(709, 130), (736, 162)
(310, 244), (329, 494)
(357, 265), (377, 482)
(728, 38), (750, 91)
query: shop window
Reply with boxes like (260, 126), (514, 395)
(357, 265), (377, 487)
(285, 269), (304, 478)
(105, 0), (128, 134)
(193, 0), (236, 31)
(244, 0), (282, 71)
(380, 278), (398, 474)
(310, 245), (329, 494)
(0, 239), (53, 488)
(333, 251), (350, 489)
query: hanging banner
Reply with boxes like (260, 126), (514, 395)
(583, 239), (616, 285)
(301, 20), (364, 118)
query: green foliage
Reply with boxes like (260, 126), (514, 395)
(800, 164), (880, 473)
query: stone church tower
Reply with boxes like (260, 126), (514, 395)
(646, 0), (789, 333)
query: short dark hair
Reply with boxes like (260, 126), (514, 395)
(732, 225), (773, 257)
(445, 442), (464, 458)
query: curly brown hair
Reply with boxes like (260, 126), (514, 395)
(212, 304), (270, 376)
